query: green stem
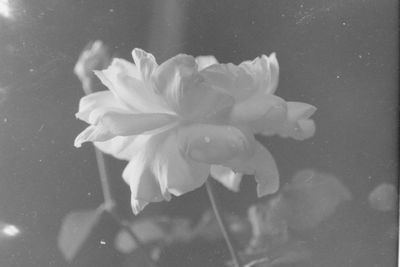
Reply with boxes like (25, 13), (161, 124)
(205, 179), (242, 267)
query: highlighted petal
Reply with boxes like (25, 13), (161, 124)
(287, 102), (317, 121)
(95, 59), (169, 114)
(131, 199), (149, 215)
(132, 48), (158, 81)
(122, 134), (172, 214)
(153, 54), (197, 110)
(124, 159), (164, 202)
(76, 91), (127, 123)
(74, 125), (114, 147)
(152, 53), (234, 119)
(262, 53), (279, 94)
(100, 112), (177, 136)
(179, 124), (255, 165)
(230, 93), (287, 134)
(153, 132), (210, 196)
(210, 165), (243, 192)
(196, 55), (218, 70)
(239, 53), (279, 94)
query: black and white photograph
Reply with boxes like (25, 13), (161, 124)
(0, 1), (398, 266)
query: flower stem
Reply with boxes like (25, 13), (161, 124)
(94, 149), (115, 209)
(205, 179), (242, 267)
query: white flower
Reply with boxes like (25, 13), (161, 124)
(75, 49), (259, 214)
(75, 49), (316, 214)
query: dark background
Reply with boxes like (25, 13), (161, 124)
(0, 0), (398, 266)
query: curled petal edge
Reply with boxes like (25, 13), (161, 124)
(210, 165), (243, 192)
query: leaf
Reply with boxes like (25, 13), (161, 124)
(58, 209), (102, 261)
(114, 211), (252, 255)
(242, 240), (310, 267)
(368, 183), (397, 212)
(193, 209), (252, 245)
(114, 216), (193, 254)
(283, 169), (352, 230)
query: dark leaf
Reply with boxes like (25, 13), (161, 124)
(242, 241), (310, 267)
(283, 169), (352, 230)
(114, 216), (192, 254)
(115, 211), (251, 255)
(58, 208), (102, 261)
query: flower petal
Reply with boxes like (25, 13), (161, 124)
(74, 125), (114, 147)
(94, 135), (139, 160)
(201, 63), (255, 101)
(76, 90), (128, 123)
(152, 54), (197, 109)
(251, 143), (280, 197)
(131, 199), (149, 215)
(201, 53), (279, 99)
(230, 93), (287, 134)
(95, 59), (170, 114)
(265, 53), (280, 94)
(286, 102), (317, 121)
(228, 142), (279, 197)
(121, 133), (172, 214)
(178, 124), (255, 165)
(210, 165), (243, 192)
(240, 53), (279, 94)
(152, 131), (210, 196)
(196, 55), (218, 70)
(153, 54), (233, 119)
(100, 112), (177, 136)
(181, 82), (234, 121)
(277, 102), (317, 140)
(281, 119), (316, 140)
(123, 157), (164, 202)
(132, 48), (158, 81)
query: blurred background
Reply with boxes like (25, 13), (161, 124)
(0, 0), (398, 266)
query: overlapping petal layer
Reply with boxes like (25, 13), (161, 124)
(75, 48), (316, 214)
(178, 124), (255, 165)
(210, 165), (243, 192)
(200, 53), (316, 140)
